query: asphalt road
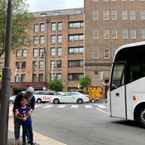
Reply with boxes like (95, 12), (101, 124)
(32, 103), (145, 145)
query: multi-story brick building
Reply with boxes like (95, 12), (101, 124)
(85, 0), (145, 85)
(6, 8), (85, 91)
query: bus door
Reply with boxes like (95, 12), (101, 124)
(110, 63), (126, 119)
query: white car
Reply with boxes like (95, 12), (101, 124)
(34, 91), (59, 103)
(49, 92), (90, 104)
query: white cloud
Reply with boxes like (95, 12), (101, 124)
(27, 0), (84, 12)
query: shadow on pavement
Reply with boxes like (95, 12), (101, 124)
(111, 120), (145, 129)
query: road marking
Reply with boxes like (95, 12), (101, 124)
(85, 105), (93, 109)
(57, 105), (66, 108)
(71, 105), (79, 108)
(96, 107), (108, 114)
(35, 104), (42, 109)
(43, 104), (54, 109)
(96, 104), (106, 109)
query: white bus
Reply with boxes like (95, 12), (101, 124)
(108, 41), (145, 127)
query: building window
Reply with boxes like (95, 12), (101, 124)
(141, 29), (145, 39)
(51, 60), (62, 68)
(51, 48), (62, 56)
(50, 73), (62, 80)
(16, 62), (26, 69)
(58, 35), (62, 43)
(68, 73), (83, 81)
(129, 11), (136, 20)
(32, 61), (38, 70)
(51, 22), (63, 32)
(58, 22), (63, 31)
(122, 29), (129, 39)
(130, 30), (136, 39)
(112, 30), (118, 39)
(16, 49), (27, 57)
(39, 61), (45, 69)
(39, 48), (45, 57)
(69, 21), (84, 28)
(68, 34), (84, 41)
(34, 24), (39, 32)
(103, 10), (110, 20)
(58, 48), (62, 56)
(40, 23), (45, 32)
(51, 35), (62, 44)
(104, 30), (110, 39)
(140, 11), (145, 20)
(68, 47), (84, 54)
(104, 48), (110, 59)
(51, 23), (57, 32)
(111, 10), (118, 20)
(68, 60), (83, 68)
(33, 48), (39, 57)
(92, 30), (99, 40)
(38, 73), (44, 81)
(122, 11), (128, 20)
(32, 74), (38, 82)
(15, 74), (25, 82)
(92, 9), (99, 21)
(40, 36), (45, 44)
(50, 48), (56, 56)
(33, 48), (45, 58)
(33, 36), (39, 45)
(51, 35), (57, 44)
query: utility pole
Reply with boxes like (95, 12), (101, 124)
(0, 0), (12, 144)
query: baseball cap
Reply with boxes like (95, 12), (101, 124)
(26, 87), (34, 94)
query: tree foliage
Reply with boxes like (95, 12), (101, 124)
(79, 75), (91, 89)
(48, 79), (63, 92)
(0, 0), (31, 56)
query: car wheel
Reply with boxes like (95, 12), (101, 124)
(138, 108), (145, 128)
(77, 99), (83, 104)
(53, 99), (60, 104)
(37, 99), (42, 104)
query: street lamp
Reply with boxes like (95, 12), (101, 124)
(0, 0), (12, 144)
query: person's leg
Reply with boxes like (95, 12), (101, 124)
(27, 124), (34, 144)
(22, 125), (27, 145)
(14, 117), (21, 142)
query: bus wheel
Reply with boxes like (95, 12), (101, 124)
(139, 108), (145, 128)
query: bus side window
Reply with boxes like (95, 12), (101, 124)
(111, 63), (125, 90)
(127, 63), (145, 84)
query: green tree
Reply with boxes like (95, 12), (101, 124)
(79, 75), (91, 89)
(0, 0), (31, 56)
(48, 79), (63, 92)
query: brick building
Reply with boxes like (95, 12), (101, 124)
(3, 8), (85, 91)
(85, 0), (145, 85)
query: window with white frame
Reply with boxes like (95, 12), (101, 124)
(103, 10), (110, 20)
(122, 29), (129, 39)
(130, 30), (136, 39)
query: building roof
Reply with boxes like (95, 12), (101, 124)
(32, 8), (84, 17)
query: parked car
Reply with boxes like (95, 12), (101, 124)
(9, 95), (16, 104)
(49, 92), (90, 104)
(34, 91), (60, 103)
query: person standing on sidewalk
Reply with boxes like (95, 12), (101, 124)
(25, 87), (35, 110)
(15, 97), (33, 145)
(13, 93), (24, 145)
(24, 87), (36, 145)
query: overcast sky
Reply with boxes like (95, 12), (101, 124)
(27, 0), (84, 12)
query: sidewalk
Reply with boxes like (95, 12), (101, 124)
(8, 105), (67, 145)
